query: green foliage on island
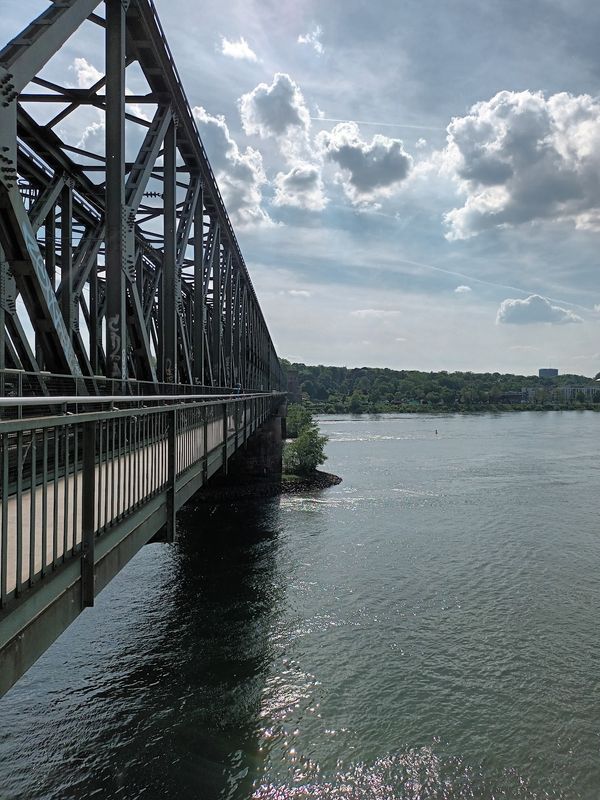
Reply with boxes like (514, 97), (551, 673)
(283, 404), (328, 474)
(281, 360), (600, 413)
(285, 404), (313, 438)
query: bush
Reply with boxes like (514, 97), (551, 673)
(283, 425), (328, 475)
(286, 403), (313, 438)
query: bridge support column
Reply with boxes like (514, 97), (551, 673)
(224, 401), (286, 485)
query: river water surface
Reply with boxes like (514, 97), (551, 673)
(1, 412), (599, 799)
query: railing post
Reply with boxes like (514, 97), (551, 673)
(202, 407), (208, 483)
(81, 420), (96, 608)
(222, 401), (228, 475)
(166, 407), (176, 542)
(235, 399), (239, 450)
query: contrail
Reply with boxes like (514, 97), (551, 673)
(310, 116), (444, 131)
(393, 257), (597, 313)
(325, 203), (597, 314)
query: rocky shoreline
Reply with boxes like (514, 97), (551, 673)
(194, 470), (341, 502)
(281, 470), (342, 494)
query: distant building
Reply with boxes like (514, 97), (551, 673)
(522, 385), (600, 403)
(554, 385), (600, 402)
(497, 391), (526, 404)
(539, 368), (558, 378)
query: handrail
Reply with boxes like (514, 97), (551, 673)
(0, 391), (281, 408)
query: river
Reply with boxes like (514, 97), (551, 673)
(1, 411), (599, 799)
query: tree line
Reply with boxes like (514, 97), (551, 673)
(282, 360), (600, 413)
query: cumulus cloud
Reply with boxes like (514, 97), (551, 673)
(67, 58), (105, 150)
(496, 294), (583, 325)
(239, 74), (322, 196)
(454, 285), (472, 293)
(441, 90), (600, 239)
(298, 26), (324, 55)
(317, 122), (412, 202)
(288, 289), (311, 297)
(70, 57), (102, 88)
(273, 162), (327, 210)
(220, 36), (258, 62)
(193, 106), (271, 226)
(239, 73), (311, 151)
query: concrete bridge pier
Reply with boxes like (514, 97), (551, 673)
(220, 400), (287, 487)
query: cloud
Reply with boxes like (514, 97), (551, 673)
(67, 58), (105, 150)
(454, 285), (472, 293)
(316, 122), (412, 202)
(67, 58), (150, 151)
(273, 162), (327, 210)
(220, 36), (258, 62)
(496, 294), (583, 325)
(193, 106), (271, 226)
(440, 90), (600, 239)
(70, 57), (102, 88)
(298, 26), (324, 55)
(351, 308), (401, 318)
(288, 289), (311, 297)
(239, 73), (311, 158)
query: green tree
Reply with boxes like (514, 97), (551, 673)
(286, 403), (313, 438)
(349, 391), (363, 413)
(283, 426), (328, 475)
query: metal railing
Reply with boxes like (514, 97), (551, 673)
(0, 392), (284, 612)
(0, 368), (253, 405)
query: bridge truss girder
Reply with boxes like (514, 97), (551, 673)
(0, 0), (283, 393)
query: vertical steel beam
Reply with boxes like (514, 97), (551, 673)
(224, 254), (232, 386)
(211, 233), (221, 386)
(105, 0), (128, 383)
(44, 210), (55, 289)
(89, 257), (98, 375)
(232, 270), (240, 383)
(36, 209), (56, 369)
(240, 286), (247, 389)
(160, 118), (177, 383)
(59, 183), (73, 339)
(81, 420), (96, 608)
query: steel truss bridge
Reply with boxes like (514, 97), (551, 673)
(0, 0), (286, 697)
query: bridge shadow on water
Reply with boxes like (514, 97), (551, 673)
(159, 498), (286, 800)
(0, 496), (285, 800)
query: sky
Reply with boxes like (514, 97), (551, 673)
(5, 0), (600, 375)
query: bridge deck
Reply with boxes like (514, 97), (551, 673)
(0, 393), (285, 697)
(1, 416), (229, 594)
